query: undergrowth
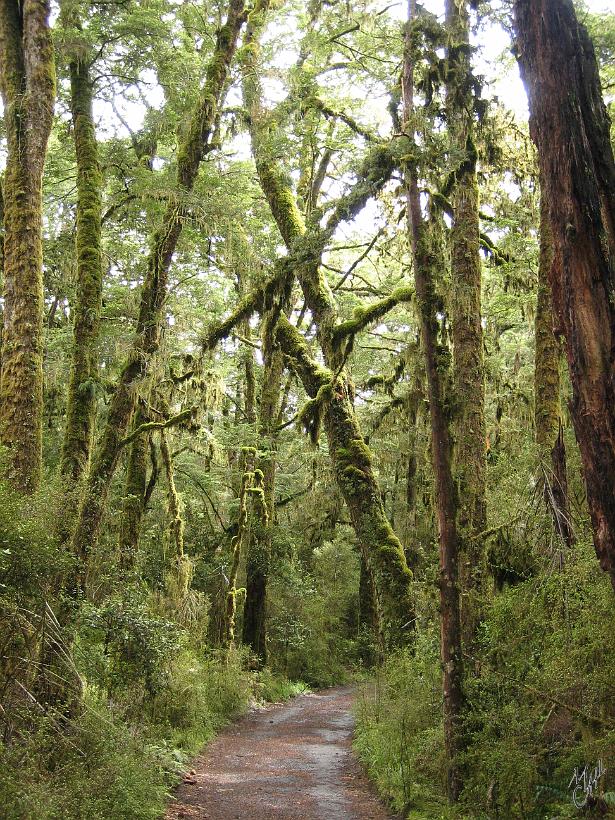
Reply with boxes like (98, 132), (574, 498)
(0, 476), (309, 820)
(354, 540), (615, 819)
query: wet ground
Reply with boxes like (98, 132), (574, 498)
(165, 686), (394, 820)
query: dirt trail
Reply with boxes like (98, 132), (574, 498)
(165, 686), (394, 820)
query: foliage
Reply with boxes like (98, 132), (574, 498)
(1, 0), (615, 816)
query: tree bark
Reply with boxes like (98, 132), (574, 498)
(535, 194), (574, 554)
(404, 2), (464, 801)
(514, 0), (615, 592)
(60, 55), (103, 481)
(445, 0), (487, 644)
(0, 0), (55, 493)
(223, 447), (256, 649)
(242, 312), (285, 664)
(69, 0), (247, 587)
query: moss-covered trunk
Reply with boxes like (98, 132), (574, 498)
(70, 0), (246, 586)
(223, 447), (256, 649)
(60, 56), (103, 481)
(118, 406), (150, 570)
(240, 4), (413, 644)
(242, 312), (285, 664)
(445, 0), (487, 644)
(0, 0), (55, 493)
(514, 0), (615, 592)
(276, 316), (413, 643)
(535, 194), (574, 553)
(404, 2), (464, 801)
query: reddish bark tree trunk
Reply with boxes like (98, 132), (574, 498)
(514, 0), (615, 592)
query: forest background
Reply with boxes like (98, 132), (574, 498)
(1, 0), (615, 817)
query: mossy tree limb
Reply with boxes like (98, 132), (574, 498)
(0, 0), (55, 493)
(275, 315), (413, 642)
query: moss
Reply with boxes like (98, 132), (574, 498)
(118, 407), (149, 569)
(333, 292), (417, 346)
(61, 58), (103, 481)
(0, 0), (55, 493)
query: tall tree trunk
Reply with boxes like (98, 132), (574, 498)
(223, 447), (256, 649)
(275, 316), (413, 643)
(0, 0), (55, 493)
(60, 55), (103, 481)
(535, 194), (574, 555)
(514, 0), (615, 592)
(118, 406), (150, 571)
(404, 1), (464, 801)
(240, 7), (412, 645)
(69, 0), (247, 588)
(241, 72), (413, 646)
(445, 0), (487, 644)
(242, 312), (284, 664)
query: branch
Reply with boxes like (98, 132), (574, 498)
(275, 314), (331, 398)
(118, 407), (197, 449)
(332, 286), (413, 346)
(203, 259), (291, 349)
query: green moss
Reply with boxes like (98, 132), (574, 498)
(61, 58), (103, 481)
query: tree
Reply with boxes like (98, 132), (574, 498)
(70, 0), (248, 587)
(60, 18), (103, 481)
(404, 2), (464, 801)
(534, 192), (574, 555)
(0, 0), (55, 492)
(445, 0), (487, 642)
(514, 0), (615, 592)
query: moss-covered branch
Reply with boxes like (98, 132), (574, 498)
(118, 407), (196, 449)
(203, 259), (291, 349)
(275, 315), (331, 398)
(307, 96), (378, 141)
(332, 286), (413, 347)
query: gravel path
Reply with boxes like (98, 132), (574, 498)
(165, 686), (394, 820)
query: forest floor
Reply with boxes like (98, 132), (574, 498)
(165, 685), (395, 820)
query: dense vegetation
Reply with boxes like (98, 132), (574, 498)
(0, 0), (614, 817)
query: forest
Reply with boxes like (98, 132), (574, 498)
(0, 0), (614, 817)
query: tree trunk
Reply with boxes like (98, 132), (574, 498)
(514, 0), (615, 592)
(60, 56), (103, 481)
(118, 406), (150, 570)
(242, 313), (285, 664)
(535, 194), (574, 554)
(445, 0), (487, 644)
(69, 0), (247, 587)
(404, 2), (464, 801)
(275, 316), (413, 643)
(0, 0), (55, 493)
(223, 447), (256, 649)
